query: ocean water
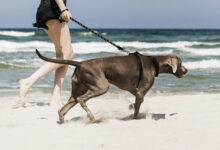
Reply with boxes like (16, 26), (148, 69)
(0, 28), (220, 97)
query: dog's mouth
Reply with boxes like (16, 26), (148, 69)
(178, 74), (184, 78)
(175, 66), (187, 78)
(174, 73), (183, 78)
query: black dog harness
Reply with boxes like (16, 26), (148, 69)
(129, 52), (159, 89)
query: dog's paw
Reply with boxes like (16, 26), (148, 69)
(58, 112), (64, 124)
(57, 120), (64, 125)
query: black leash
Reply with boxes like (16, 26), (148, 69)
(70, 17), (130, 54)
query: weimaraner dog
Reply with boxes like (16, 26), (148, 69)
(36, 49), (187, 124)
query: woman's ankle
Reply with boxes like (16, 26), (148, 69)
(19, 78), (32, 98)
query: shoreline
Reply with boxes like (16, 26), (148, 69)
(1, 89), (220, 98)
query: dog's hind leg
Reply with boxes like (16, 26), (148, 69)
(58, 78), (88, 124)
(77, 84), (109, 121)
(58, 96), (77, 124)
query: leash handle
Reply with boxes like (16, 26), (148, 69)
(70, 17), (129, 54)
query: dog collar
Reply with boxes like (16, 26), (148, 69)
(148, 56), (159, 77)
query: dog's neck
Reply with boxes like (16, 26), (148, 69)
(148, 56), (159, 77)
(153, 56), (173, 75)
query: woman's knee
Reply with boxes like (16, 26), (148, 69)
(65, 47), (74, 60)
(56, 46), (74, 60)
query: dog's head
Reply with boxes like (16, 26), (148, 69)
(162, 55), (187, 78)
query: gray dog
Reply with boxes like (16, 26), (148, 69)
(36, 49), (187, 124)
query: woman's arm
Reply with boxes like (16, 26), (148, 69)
(55, 0), (72, 21)
(55, 0), (66, 11)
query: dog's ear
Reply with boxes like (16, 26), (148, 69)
(171, 62), (177, 73)
(167, 56), (178, 73)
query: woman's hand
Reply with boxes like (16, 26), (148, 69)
(61, 10), (72, 22)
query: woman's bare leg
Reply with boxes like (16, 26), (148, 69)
(45, 20), (73, 106)
(13, 20), (73, 108)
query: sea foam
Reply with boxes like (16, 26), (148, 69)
(179, 47), (220, 56)
(75, 31), (107, 37)
(1, 40), (220, 57)
(0, 31), (35, 37)
(184, 59), (220, 70)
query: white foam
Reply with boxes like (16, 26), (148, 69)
(0, 31), (35, 37)
(0, 40), (122, 53)
(1, 40), (220, 56)
(143, 49), (173, 55)
(117, 41), (202, 49)
(77, 32), (93, 36)
(184, 59), (220, 70)
(0, 58), (43, 68)
(180, 47), (220, 56)
(73, 42), (120, 54)
(0, 40), (191, 52)
(73, 41), (220, 55)
(76, 31), (107, 37)
(0, 40), (54, 52)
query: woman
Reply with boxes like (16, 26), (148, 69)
(13, 0), (73, 108)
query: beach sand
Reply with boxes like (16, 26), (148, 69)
(0, 92), (220, 150)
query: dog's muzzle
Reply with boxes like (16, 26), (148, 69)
(176, 66), (188, 78)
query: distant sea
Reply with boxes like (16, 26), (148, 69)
(1, 28), (220, 97)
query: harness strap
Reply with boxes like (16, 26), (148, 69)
(129, 52), (143, 89)
(129, 52), (159, 89)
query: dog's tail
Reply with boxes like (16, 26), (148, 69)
(35, 49), (81, 67)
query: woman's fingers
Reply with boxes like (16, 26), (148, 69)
(61, 11), (72, 21)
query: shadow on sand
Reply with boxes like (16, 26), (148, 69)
(29, 102), (49, 107)
(120, 112), (178, 121)
(57, 112), (178, 124)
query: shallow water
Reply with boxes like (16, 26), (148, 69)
(0, 28), (220, 95)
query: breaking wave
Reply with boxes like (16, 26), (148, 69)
(1, 40), (220, 57)
(184, 59), (220, 70)
(0, 31), (35, 37)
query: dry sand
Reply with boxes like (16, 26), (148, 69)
(0, 92), (220, 150)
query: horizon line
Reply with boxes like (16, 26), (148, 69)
(0, 27), (220, 30)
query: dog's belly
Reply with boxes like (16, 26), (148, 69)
(107, 75), (138, 91)
(103, 59), (140, 91)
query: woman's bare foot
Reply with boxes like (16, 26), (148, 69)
(49, 100), (63, 108)
(19, 79), (31, 98)
(49, 95), (63, 108)
(12, 79), (32, 109)
(12, 99), (26, 109)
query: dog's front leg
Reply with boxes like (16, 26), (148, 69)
(133, 92), (144, 119)
(133, 83), (152, 119)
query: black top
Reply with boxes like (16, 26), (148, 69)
(33, 0), (67, 29)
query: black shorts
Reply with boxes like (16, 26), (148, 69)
(33, 0), (67, 29)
